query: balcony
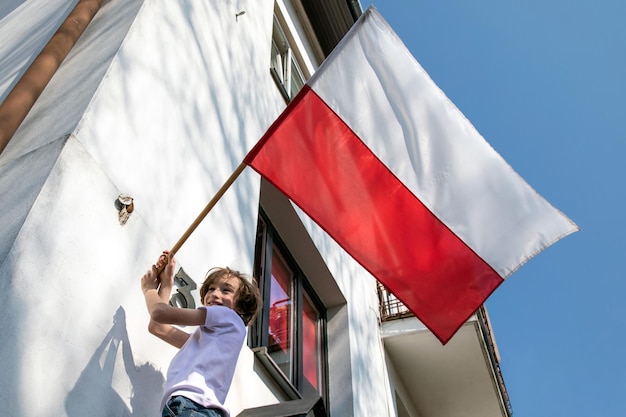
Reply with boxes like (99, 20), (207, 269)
(377, 283), (513, 417)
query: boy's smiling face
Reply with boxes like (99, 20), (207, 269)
(202, 275), (241, 309)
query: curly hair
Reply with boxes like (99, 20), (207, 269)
(200, 267), (261, 326)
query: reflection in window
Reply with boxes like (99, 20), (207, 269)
(303, 292), (320, 394)
(268, 250), (293, 379)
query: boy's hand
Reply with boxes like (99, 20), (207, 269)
(140, 265), (159, 294)
(141, 251), (175, 294)
(142, 251), (177, 313)
(157, 250), (176, 288)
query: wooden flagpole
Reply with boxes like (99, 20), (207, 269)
(159, 161), (247, 271)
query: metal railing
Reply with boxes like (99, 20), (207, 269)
(377, 282), (413, 321)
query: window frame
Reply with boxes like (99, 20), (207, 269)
(270, 12), (308, 101)
(250, 210), (329, 404)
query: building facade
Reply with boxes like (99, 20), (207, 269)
(0, 0), (511, 416)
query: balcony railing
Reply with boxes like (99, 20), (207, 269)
(377, 281), (413, 321)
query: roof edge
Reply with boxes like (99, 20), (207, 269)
(0, 0), (104, 156)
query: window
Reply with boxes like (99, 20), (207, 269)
(252, 179), (354, 416)
(270, 14), (306, 101)
(251, 213), (328, 402)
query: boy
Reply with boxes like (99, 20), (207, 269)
(141, 251), (261, 417)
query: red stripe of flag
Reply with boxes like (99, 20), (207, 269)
(245, 86), (503, 343)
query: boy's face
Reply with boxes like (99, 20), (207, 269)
(203, 275), (241, 310)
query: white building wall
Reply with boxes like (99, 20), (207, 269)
(0, 0), (397, 416)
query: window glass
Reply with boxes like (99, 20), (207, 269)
(271, 38), (285, 84)
(268, 250), (294, 379)
(290, 59), (304, 96)
(302, 292), (320, 394)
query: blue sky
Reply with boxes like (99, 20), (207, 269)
(374, 1), (625, 416)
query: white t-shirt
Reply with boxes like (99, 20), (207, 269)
(160, 305), (246, 416)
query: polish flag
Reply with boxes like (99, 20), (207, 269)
(244, 7), (578, 344)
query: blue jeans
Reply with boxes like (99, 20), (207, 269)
(162, 396), (225, 417)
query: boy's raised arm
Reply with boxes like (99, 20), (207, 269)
(141, 251), (206, 348)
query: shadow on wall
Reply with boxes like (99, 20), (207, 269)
(65, 307), (164, 416)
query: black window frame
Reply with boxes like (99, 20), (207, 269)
(250, 210), (329, 406)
